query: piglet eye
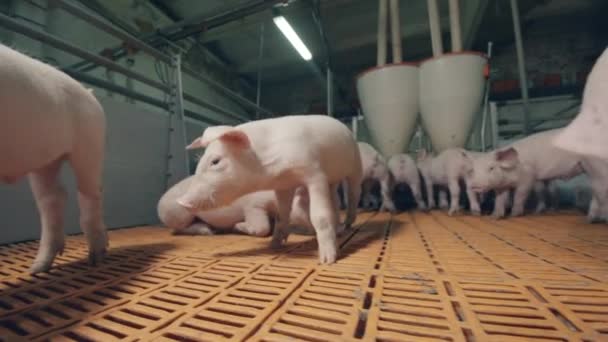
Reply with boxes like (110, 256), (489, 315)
(211, 158), (221, 166)
(489, 166), (495, 171)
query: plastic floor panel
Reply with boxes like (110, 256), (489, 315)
(1, 210), (607, 341)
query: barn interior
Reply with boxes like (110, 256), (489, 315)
(0, 0), (607, 341)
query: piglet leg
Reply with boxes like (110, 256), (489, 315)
(308, 180), (338, 264)
(492, 190), (509, 219)
(412, 181), (427, 211)
(438, 191), (449, 209)
(235, 207), (271, 237)
(466, 186), (481, 216)
(447, 179), (461, 216)
(29, 159), (67, 274)
(379, 174), (396, 213)
(533, 182), (547, 214)
(330, 183), (346, 235)
(424, 176), (436, 209)
(343, 174), (361, 229)
(512, 182), (533, 217)
(71, 141), (107, 267)
(271, 188), (295, 248)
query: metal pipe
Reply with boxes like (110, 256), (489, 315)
(52, 0), (172, 64)
(448, 0), (462, 52)
(490, 101), (499, 148)
(184, 110), (222, 125)
(389, 0), (402, 63)
(0, 12), (170, 92)
(377, 0), (388, 66)
(65, 70), (167, 108)
(510, 0), (530, 135)
(172, 54), (190, 178)
(182, 64), (271, 118)
(327, 67), (334, 116)
(256, 23), (265, 120)
(61, 0), (278, 117)
(182, 93), (246, 123)
(426, 0), (443, 57)
(480, 41), (493, 151)
(65, 70), (221, 126)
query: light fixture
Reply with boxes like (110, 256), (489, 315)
(273, 15), (312, 61)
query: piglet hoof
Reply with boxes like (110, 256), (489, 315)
(418, 204), (428, 212)
(30, 259), (53, 274)
(381, 203), (396, 213)
(491, 213), (505, 220)
(30, 239), (65, 274)
(235, 222), (270, 237)
(448, 208), (460, 216)
(336, 223), (353, 237)
(318, 242), (338, 265)
(87, 231), (108, 267)
(270, 238), (284, 249)
(510, 209), (524, 217)
(471, 209), (481, 216)
(270, 230), (288, 249)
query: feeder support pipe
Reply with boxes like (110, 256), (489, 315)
(327, 67), (334, 116)
(256, 23), (265, 119)
(448, 0), (462, 52)
(426, 0), (443, 57)
(389, 0), (402, 63)
(510, 0), (530, 135)
(377, 0), (388, 66)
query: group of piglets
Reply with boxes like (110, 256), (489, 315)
(357, 120), (606, 222)
(2, 42), (607, 272)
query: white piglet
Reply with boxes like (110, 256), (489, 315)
(0, 45), (107, 273)
(358, 142), (396, 212)
(468, 129), (583, 218)
(387, 154), (426, 210)
(158, 176), (312, 236)
(177, 115), (362, 264)
(418, 148), (481, 215)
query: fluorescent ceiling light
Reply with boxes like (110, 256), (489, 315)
(273, 15), (312, 61)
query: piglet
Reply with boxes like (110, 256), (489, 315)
(358, 142), (395, 212)
(177, 115), (362, 264)
(418, 148), (480, 215)
(0, 45), (107, 273)
(387, 153), (426, 210)
(158, 176), (312, 236)
(555, 48), (608, 159)
(468, 129), (583, 218)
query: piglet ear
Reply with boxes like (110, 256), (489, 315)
(218, 129), (251, 149)
(185, 126), (234, 150)
(185, 137), (203, 150)
(495, 147), (519, 170)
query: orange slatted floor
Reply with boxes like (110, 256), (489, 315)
(1, 211), (608, 341)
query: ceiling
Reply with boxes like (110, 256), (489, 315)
(88, 0), (607, 118)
